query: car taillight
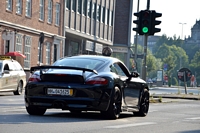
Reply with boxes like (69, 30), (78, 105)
(86, 77), (108, 85)
(28, 74), (41, 83)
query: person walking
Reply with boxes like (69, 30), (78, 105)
(190, 75), (195, 87)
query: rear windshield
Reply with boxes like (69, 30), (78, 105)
(53, 58), (104, 70)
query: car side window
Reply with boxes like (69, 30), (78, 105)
(4, 64), (9, 71)
(111, 63), (126, 76)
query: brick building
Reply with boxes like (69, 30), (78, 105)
(0, 0), (136, 72)
(0, 0), (65, 72)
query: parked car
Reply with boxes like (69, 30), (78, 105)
(0, 56), (26, 95)
(24, 55), (149, 119)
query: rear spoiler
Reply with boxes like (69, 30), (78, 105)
(30, 65), (98, 75)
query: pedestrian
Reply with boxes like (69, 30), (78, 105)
(190, 75), (195, 87)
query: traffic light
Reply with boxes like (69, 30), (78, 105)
(133, 10), (152, 35)
(133, 11), (142, 35)
(140, 10), (151, 35)
(150, 10), (162, 35)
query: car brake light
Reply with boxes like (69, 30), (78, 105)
(28, 74), (41, 83)
(86, 77), (108, 85)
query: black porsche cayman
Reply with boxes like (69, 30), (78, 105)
(24, 55), (149, 119)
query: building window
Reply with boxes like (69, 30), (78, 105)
(71, 0), (76, 12)
(15, 34), (23, 52)
(6, 0), (13, 11)
(48, 0), (53, 23)
(46, 42), (51, 65)
(101, 7), (105, 23)
(16, 0), (22, 14)
(38, 42), (43, 63)
(55, 3), (60, 26)
(82, 0), (87, 16)
(96, 5), (100, 21)
(77, 0), (82, 14)
(24, 36), (31, 69)
(87, 1), (92, 18)
(66, 0), (70, 10)
(92, 3), (96, 20)
(109, 10), (113, 26)
(26, 0), (31, 17)
(39, 0), (44, 21)
(105, 9), (109, 25)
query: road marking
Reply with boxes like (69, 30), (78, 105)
(185, 117), (200, 120)
(148, 110), (158, 113)
(104, 122), (156, 129)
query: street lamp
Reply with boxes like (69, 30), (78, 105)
(179, 22), (186, 69)
(179, 22), (186, 40)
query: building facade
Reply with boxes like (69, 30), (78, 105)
(185, 19), (200, 45)
(64, 0), (115, 56)
(112, 0), (133, 68)
(0, 0), (65, 71)
(0, 0), (137, 72)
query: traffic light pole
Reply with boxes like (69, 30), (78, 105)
(141, 0), (150, 81)
(142, 35), (148, 81)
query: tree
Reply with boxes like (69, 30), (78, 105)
(190, 50), (200, 85)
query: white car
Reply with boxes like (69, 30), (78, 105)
(0, 56), (26, 95)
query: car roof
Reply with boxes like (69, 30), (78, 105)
(0, 56), (19, 64)
(59, 55), (121, 62)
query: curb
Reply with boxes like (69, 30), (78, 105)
(151, 94), (200, 100)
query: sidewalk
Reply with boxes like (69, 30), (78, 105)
(150, 85), (200, 102)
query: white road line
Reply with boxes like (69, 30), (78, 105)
(185, 117), (200, 120)
(104, 122), (157, 129)
(148, 110), (158, 113)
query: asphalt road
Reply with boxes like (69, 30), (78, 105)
(0, 94), (200, 133)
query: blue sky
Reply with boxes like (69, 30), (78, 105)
(132, 0), (200, 39)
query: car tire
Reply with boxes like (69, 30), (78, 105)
(101, 86), (122, 119)
(26, 106), (46, 115)
(135, 89), (149, 116)
(13, 81), (23, 95)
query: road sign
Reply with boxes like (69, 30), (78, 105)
(177, 68), (192, 82)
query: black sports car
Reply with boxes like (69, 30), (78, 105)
(24, 55), (149, 119)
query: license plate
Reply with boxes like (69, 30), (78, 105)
(47, 88), (73, 96)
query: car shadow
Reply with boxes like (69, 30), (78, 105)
(0, 111), (140, 124)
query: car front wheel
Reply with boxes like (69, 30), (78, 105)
(26, 106), (46, 115)
(101, 86), (122, 119)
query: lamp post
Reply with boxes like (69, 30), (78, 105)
(179, 23), (186, 69)
(179, 23), (186, 40)
(178, 23), (186, 86)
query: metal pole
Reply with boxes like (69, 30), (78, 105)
(184, 71), (187, 94)
(39, 42), (42, 66)
(179, 23), (186, 69)
(134, 0), (140, 71)
(141, 0), (150, 80)
(142, 35), (148, 81)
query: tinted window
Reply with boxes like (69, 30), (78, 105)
(110, 63), (126, 76)
(53, 58), (104, 70)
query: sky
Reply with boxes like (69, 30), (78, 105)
(132, 0), (200, 39)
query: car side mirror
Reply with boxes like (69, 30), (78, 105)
(131, 71), (140, 78)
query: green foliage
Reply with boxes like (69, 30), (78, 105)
(172, 77), (178, 86)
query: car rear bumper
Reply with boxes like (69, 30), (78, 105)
(24, 95), (110, 111)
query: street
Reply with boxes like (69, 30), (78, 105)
(0, 93), (200, 133)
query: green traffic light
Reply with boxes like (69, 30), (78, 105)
(142, 27), (149, 33)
